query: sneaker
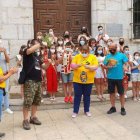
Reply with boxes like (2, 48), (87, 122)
(69, 96), (73, 103)
(85, 112), (92, 117)
(64, 96), (69, 103)
(107, 107), (116, 114)
(124, 95), (128, 99)
(72, 113), (77, 118)
(4, 108), (13, 114)
(23, 120), (31, 130)
(30, 117), (41, 125)
(0, 132), (5, 138)
(121, 108), (126, 116)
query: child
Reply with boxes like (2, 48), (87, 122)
(131, 52), (140, 101)
(46, 45), (58, 101)
(59, 42), (73, 103)
(94, 45), (106, 101)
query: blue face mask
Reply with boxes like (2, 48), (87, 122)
(80, 40), (85, 46)
(65, 48), (71, 52)
(124, 50), (129, 55)
(97, 50), (102, 54)
(82, 53), (88, 58)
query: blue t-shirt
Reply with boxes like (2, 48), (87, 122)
(104, 52), (128, 79)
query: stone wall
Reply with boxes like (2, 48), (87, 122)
(0, 0), (34, 85)
(91, 0), (140, 53)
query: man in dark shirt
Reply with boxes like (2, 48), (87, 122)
(22, 40), (42, 130)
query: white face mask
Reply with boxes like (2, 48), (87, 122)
(58, 41), (63, 45)
(50, 49), (55, 53)
(135, 56), (139, 60)
(99, 30), (103, 35)
(49, 31), (54, 36)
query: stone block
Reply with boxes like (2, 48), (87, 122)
(18, 24), (34, 40)
(106, 0), (122, 10)
(8, 8), (33, 24)
(1, 9), (8, 24)
(91, 0), (97, 11)
(19, 0), (33, 8)
(1, 25), (18, 39)
(1, 0), (19, 8)
(96, 0), (106, 10)
(9, 39), (27, 58)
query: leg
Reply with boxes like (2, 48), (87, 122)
(73, 83), (83, 114)
(31, 105), (37, 118)
(83, 84), (93, 113)
(100, 78), (105, 99)
(95, 78), (101, 99)
(132, 82), (137, 100)
(0, 90), (3, 121)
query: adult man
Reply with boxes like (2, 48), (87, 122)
(22, 40), (42, 130)
(0, 66), (17, 138)
(95, 25), (109, 47)
(104, 43), (128, 115)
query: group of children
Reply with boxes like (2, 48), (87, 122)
(16, 26), (140, 102)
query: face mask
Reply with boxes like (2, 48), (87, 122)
(135, 56), (139, 60)
(49, 31), (54, 36)
(65, 48), (71, 52)
(61, 49), (64, 53)
(80, 40), (85, 46)
(119, 41), (124, 46)
(109, 49), (116, 55)
(50, 49), (55, 53)
(99, 30), (103, 35)
(82, 53), (88, 58)
(58, 41), (63, 45)
(98, 50), (103, 54)
(64, 34), (69, 38)
(124, 50), (129, 55)
(37, 36), (42, 40)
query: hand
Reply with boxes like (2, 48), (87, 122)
(0, 47), (6, 52)
(84, 65), (90, 69)
(138, 65), (140, 70)
(9, 67), (18, 74)
(48, 59), (52, 63)
(77, 64), (82, 67)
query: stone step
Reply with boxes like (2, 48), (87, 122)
(9, 90), (133, 111)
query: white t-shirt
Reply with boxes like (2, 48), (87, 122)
(95, 34), (109, 47)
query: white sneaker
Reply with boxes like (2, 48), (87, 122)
(4, 108), (13, 114)
(85, 112), (92, 117)
(72, 113), (77, 118)
(133, 98), (137, 101)
(125, 95), (128, 99)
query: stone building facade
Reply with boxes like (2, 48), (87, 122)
(0, 0), (139, 84)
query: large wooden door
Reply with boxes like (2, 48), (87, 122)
(33, 0), (91, 42)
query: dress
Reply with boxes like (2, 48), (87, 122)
(46, 56), (58, 93)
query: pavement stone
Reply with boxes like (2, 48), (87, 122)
(1, 100), (140, 140)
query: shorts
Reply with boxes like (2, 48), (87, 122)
(131, 73), (140, 82)
(95, 67), (104, 78)
(61, 72), (73, 84)
(108, 79), (124, 95)
(23, 80), (42, 109)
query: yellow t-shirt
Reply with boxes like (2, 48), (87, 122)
(0, 67), (6, 88)
(72, 54), (98, 84)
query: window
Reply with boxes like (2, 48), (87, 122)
(133, 0), (140, 39)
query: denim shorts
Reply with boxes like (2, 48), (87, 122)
(61, 72), (73, 83)
(0, 89), (4, 121)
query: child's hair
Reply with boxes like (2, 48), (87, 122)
(88, 38), (96, 47)
(133, 51), (140, 56)
(123, 46), (129, 51)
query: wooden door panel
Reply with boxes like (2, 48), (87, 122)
(33, 0), (91, 42)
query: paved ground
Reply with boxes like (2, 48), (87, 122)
(1, 100), (140, 140)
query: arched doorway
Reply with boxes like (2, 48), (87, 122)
(33, 0), (91, 42)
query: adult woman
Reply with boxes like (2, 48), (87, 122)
(71, 45), (98, 118)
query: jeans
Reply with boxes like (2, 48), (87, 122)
(0, 90), (4, 121)
(3, 79), (10, 109)
(73, 83), (93, 113)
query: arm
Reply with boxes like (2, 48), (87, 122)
(0, 67), (17, 83)
(71, 63), (82, 70)
(26, 43), (41, 55)
(84, 65), (98, 71)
